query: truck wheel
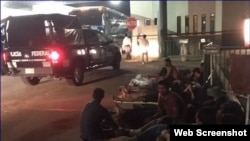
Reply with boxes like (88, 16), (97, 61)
(21, 77), (40, 86)
(67, 64), (84, 86)
(112, 53), (121, 70)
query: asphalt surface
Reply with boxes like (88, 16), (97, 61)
(1, 57), (201, 141)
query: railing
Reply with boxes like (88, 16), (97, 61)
(164, 39), (180, 56)
(211, 47), (250, 94)
(210, 47), (250, 124)
(163, 34), (220, 57)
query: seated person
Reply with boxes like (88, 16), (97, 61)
(216, 101), (245, 124)
(151, 80), (187, 122)
(148, 59), (167, 81)
(199, 62), (204, 85)
(107, 124), (169, 141)
(135, 80), (187, 132)
(80, 88), (126, 141)
(182, 67), (205, 104)
(195, 107), (217, 125)
(161, 58), (180, 83)
(149, 58), (182, 96)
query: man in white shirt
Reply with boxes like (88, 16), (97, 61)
(122, 34), (132, 60)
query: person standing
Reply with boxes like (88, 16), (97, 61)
(122, 34), (132, 60)
(80, 88), (119, 141)
(138, 34), (149, 64)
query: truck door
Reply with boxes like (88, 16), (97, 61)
(85, 30), (102, 65)
(96, 32), (114, 64)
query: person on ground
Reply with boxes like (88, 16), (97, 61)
(80, 88), (120, 141)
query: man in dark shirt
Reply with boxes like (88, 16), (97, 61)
(149, 58), (180, 84)
(80, 88), (118, 141)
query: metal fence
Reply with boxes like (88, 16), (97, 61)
(163, 38), (211, 57)
(164, 39), (180, 56)
(211, 47), (250, 94)
(209, 47), (250, 124)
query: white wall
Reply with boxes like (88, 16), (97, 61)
(188, 1), (216, 33)
(215, 1), (222, 32)
(167, 1), (188, 33)
(130, 1), (158, 20)
(130, 1), (160, 58)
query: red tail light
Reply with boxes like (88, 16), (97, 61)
(50, 51), (60, 60)
(49, 50), (60, 63)
(48, 47), (64, 64)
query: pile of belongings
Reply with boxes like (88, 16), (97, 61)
(128, 74), (153, 88)
(113, 74), (155, 101)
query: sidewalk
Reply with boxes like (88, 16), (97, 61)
(122, 55), (203, 70)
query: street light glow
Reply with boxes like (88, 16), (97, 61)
(110, 1), (121, 5)
(32, 2), (73, 14)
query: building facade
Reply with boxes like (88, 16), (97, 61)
(130, 1), (249, 58)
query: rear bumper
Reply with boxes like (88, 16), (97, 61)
(6, 61), (70, 77)
(9, 67), (54, 77)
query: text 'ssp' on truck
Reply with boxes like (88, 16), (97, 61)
(1, 14), (121, 86)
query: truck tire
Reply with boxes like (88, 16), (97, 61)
(21, 77), (40, 86)
(112, 52), (121, 70)
(67, 64), (84, 86)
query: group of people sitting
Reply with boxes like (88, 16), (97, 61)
(80, 58), (246, 141)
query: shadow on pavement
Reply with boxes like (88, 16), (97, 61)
(83, 69), (134, 85)
(13, 114), (79, 141)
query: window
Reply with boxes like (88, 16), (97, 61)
(97, 32), (108, 43)
(144, 18), (151, 26)
(65, 29), (85, 45)
(193, 15), (198, 34)
(185, 16), (189, 34)
(85, 30), (98, 46)
(154, 18), (157, 25)
(177, 16), (181, 35)
(201, 14), (206, 34)
(210, 13), (215, 34)
(44, 20), (51, 37)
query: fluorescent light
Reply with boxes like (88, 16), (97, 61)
(32, 2), (73, 14)
(244, 18), (250, 47)
(110, 1), (121, 5)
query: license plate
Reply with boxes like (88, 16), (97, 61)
(25, 68), (34, 74)
(42, 62), (51, 67)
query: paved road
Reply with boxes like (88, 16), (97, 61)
(1, 58), (200, 141)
